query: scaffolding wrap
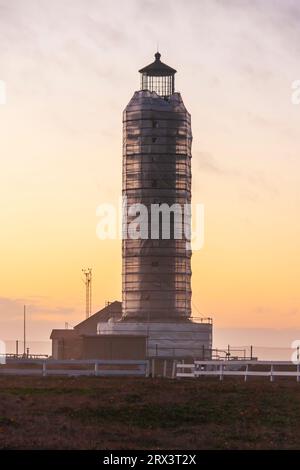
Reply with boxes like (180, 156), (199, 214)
(122, 90), (192, 321)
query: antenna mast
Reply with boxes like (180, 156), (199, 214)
(82, 268), (92, 319)
(23, 305), (26, 356)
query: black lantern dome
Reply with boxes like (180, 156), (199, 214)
(139, 52), (177, 97)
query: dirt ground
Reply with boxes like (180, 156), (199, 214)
(0, 375), (299, 449)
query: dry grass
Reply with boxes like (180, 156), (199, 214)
(0, 376), (299, 449)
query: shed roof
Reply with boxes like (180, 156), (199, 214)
(74, 301), (122, 330)
(50, 301), (122, 340)
(50, 329), (78, 339)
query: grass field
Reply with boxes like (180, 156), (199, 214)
(0, 376), (300, 449)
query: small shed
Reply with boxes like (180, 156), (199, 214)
(50, 301), (146, 360)
(50, 330), (146, 360)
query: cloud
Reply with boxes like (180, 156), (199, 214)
(194, 152), (224, 175)
(246, 171), (279, 196)
(194, 150), (243, 181)
(0, 296), (74, 322)
(194, 151), (278, 198)
(0, 297), (24, 321)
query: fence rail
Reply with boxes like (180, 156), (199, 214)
(4, 358), (300, 381)
(176, 360), (300, 382)
(0, 359), (149, 377)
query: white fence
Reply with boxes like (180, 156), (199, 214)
(0, 359), (149, 377)
(177, 360), (300, 382)
(3, 358), (299, 381)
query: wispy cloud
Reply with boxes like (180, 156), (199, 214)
(0, 296), (74, 322)
(194, 152), (225, 175)
(194, 151), (279, 198)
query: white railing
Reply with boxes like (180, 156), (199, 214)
(176, 360), (300, 382)
(0, 359), (149, 377)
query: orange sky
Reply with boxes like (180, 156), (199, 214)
(0, 0), (300, 348)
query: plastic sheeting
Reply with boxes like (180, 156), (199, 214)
(98, 321), (212, 359)
(122, 91), (192, 321)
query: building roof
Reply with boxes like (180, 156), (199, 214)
(74, 301), (122, 331)
(139, 52), (177, 77)
(80, 334), (148, 339)
(50, 301), (122, 340)
(50, 329), (78, 339)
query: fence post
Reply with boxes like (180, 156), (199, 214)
(145, 360), (149, 377)
(219, 363), (223, 381)
(297, 364), (299, 383)
(270, 364), (274, 382)
(151, 358), (155, 378)
(244, 364), (248, 382)
(163, 360), (167, 378)
(172, 360), (177, 379)
(193, 362), (198, 378)
(42, 361), (46, 377)
(94, 361), (98, 377)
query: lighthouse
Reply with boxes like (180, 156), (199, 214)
(122, 52), (192, 321)
(98, 53), (212, 358)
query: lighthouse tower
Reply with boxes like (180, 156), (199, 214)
(98, 53), (212, 358)
(122, 52), (192, 321)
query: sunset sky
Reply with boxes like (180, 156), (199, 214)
(0, 0), (299, 352)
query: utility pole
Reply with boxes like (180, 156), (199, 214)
(23, 305), (26, 356)
(82, 268), (92, 319)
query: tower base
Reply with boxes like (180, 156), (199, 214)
(97, 320), (212, 359)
